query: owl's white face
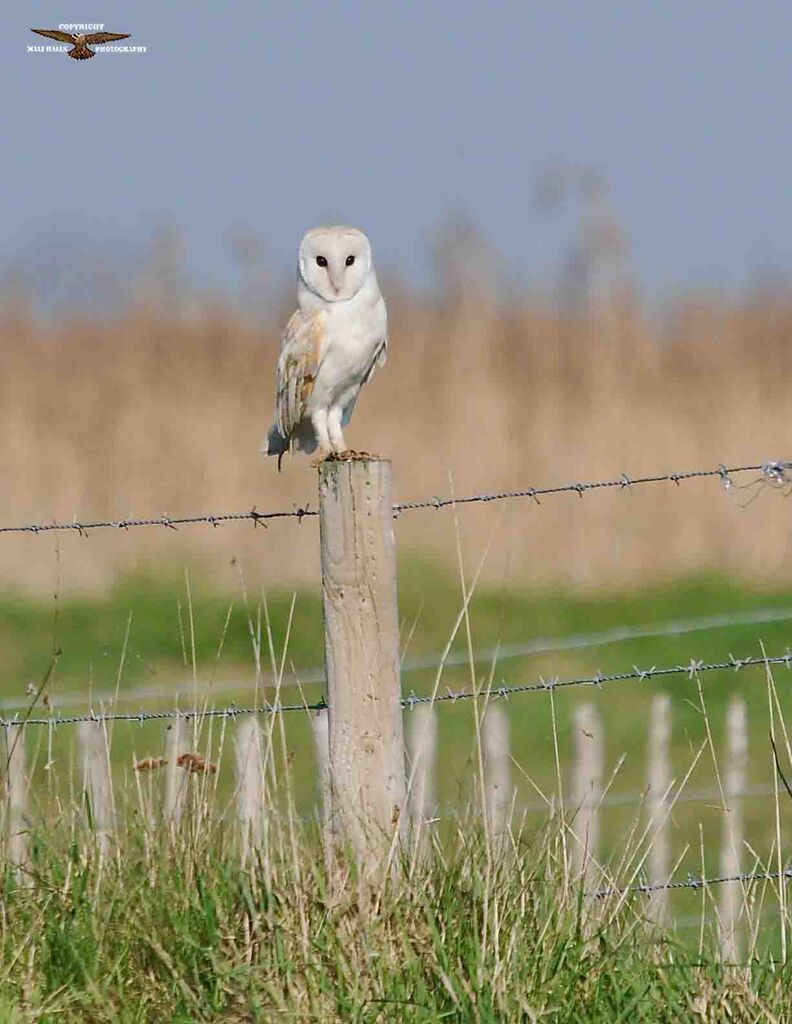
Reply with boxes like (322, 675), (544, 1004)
(298, 226), (373, 303)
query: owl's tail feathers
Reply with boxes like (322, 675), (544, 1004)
(261, 425), (288, 456)
(261, 425), (289, 472)
(69, 45), (95, 58)
(260, 422), (318, 471)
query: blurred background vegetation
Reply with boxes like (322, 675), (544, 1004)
(3, 182), (792, 850)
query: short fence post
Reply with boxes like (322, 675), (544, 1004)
(4, 724), (28, 869)
(318, 458), (406, 876)
(310, 707), (333, 865)
(79, 719), (115, 857)
(570, 702), (603, 886)
(483, 703), (513, 848)
(646, 694), (671, 925)
(720, 696), (747, 963)
(164, 714), (186, 827)
(235, 717), (264, 866)
(406, 704), (438, 857)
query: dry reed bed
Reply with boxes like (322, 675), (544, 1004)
(2, 291), (792, 594)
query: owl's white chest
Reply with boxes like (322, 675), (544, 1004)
(305, 292), (386, 412)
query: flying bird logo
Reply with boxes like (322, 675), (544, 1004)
(30, 28), (131, 60)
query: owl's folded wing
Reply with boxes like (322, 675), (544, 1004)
(274, 310), (325, 440)
(361, 334), (387, 386)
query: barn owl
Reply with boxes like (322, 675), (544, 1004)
(261, 226), (387, 466)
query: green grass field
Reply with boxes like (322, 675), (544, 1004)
(5, 812), (792, 1023)
(4, 564), (792, 1019)
(4, 562), (792, 811)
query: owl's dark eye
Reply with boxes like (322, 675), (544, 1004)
(345, 255), (355, 266)
(316, 255), (328, 268)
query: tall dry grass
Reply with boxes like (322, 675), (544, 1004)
(2, 277), (792, 594)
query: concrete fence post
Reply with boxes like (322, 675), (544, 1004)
(406, 704), (438, 858)
(4, 724), (28, 869)
(720, 696), (747, 963)
(483, 703), (513, 847)
(164, 714), (186, 827)
(79, 719), (115, 857)
(235, 717), (265, 866)
(571, 702), (603, 886)
(646, 694), (672, 925)
(310, 707), (333, 866)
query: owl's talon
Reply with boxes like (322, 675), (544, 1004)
(339, 449), (378, 461)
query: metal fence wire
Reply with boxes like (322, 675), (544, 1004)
(0, 458), (790, 536)
(4, 648), (792, 728)
(4, 454), (792, 903)
(593, 867), (792, 900)
(3, 453), (792, 729)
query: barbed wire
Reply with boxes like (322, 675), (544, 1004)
(5, 601), (789, 715)
(1, 459), (789, 537)
(0, 697), (327, 729)
(0, 505), (318, 536)
(403, 650), (792, 709)
(593, 867), (792, 900)
(4, 647), (791, 729)
(393, 460), (789, 514)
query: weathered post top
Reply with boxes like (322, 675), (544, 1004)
(318, 457), (406, 875)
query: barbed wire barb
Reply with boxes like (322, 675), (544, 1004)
(393, 460), (779, 515)
(400, 650), (792, 708)
(593, 866), (792, 900)
(5, 647), (791, 728)
(0, 459), (786, 537)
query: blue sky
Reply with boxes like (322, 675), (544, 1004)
(4, 2), (792, 308)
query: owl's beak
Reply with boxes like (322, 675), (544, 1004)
(328, 270), (345, 294)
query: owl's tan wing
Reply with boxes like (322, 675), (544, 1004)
(31, 28), (77, 43)
(274, 310), (325, 440)
(84, 32), (131, 43)
(361, 335), (387, 386)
